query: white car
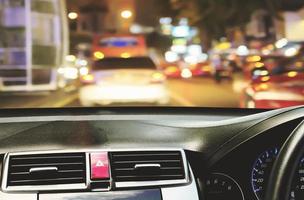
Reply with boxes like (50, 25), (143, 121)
(80, 57), (169, 106)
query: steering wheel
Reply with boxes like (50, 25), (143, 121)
(266, 121), (304, 200)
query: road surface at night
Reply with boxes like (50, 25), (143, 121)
(0, 76), (243, 109)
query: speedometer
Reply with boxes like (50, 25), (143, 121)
(251, 147), (279, 200)
(251, 147), (304, 200)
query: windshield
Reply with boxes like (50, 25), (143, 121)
(0, 0), (304, 109)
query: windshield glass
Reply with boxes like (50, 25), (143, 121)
(0, 0), (304, 109)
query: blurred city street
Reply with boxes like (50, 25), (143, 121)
(0, 0), (303, 110)
(0, 75), (242, 108)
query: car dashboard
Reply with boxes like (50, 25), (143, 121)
(0, 106), (303, 200)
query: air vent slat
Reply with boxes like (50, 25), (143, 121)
(112, 153), (180, 158)
(7, 153), (86, 187)
(10, 169), (84, 175)
(111, 151), (185, 182)
(11, 155), (84, 160)
(11, 162), (84, 167)
(114, 167), (182, 171)
(114, 160), (181, 164)
(10, 177), (84, 183)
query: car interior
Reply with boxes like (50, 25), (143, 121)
(1, 0), (304, 200)
(0, 106), (303, 200)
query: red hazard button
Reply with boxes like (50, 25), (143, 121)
(90, 152), (110, 180)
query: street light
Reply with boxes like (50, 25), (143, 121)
(121, 10), (133, 19)
(68, 12), (78, 20)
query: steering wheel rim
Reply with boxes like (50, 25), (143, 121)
(266, 120), (304, 200)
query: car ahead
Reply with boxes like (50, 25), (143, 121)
(243, 54), (286, 81)
(241, 53), (304, 109)
(210, 54), (233, 83)
(92, 34), (148, 59)
(79, 57), (169, 106)
(162, 61), (214, 79)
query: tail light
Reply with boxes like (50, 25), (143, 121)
(201, 65), (213, 72)
(151, 72), (166, 83)
(254, 83), (269, 91)
(81, 74), (95, 83)
(165, 66), (178, 75)
(94, 51), (105, 60)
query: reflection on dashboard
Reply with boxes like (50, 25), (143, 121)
(251, 147), (304, 200)
(204, 173), (244, 200)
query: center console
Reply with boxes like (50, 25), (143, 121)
(0, 149), (199, 200)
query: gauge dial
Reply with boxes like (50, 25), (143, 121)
(205, 173), (244, 200)
(251, 147), (304, 200)
(251, 147), (279, 200)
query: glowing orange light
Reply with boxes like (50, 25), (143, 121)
(82, 74), (94, 82)
(152, 72), (166, 82)
(121, 10), (133, 19)
(295, 62), (303, 68)
(261, 76), (270, 82)
(165, 66), (178, 74)
(255, 62), (264, 68)
(121, 52), (131, 58)
(288, 71), (298, 78)
(202, 66), (212, 72)
(246, 56), (261, 63)
(94, 51), (105, 60)
(260, 83), (269, 90)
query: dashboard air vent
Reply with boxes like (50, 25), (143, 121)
(7, 153), (86, 186)
(110, 151), (185, 182)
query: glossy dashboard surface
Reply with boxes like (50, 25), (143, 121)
(0, 106), (303, 200)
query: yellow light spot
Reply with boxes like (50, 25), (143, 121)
(202, 65), (212, 72)
(288, 71), (298, 78)
(255, 62), (264, 68)
(152, 72), (165, 82)
(82, 74), (94, 82)
(166, 66), (178, 74)
(261, 76), (270, 82)
(216, 42), (231, 50)
(94, 51), (105, 60)
(295, 62), (303, 68)
(260, 83), (269, 90)
(247, 56), (261, 63)
(121, 52), (131, 58)
(121, 10), (133, 19)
